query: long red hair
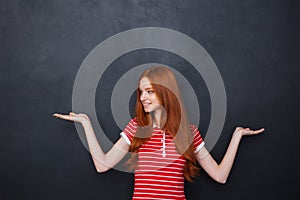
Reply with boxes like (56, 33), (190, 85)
(127, 66), (199, 182)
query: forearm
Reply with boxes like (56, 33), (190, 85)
(217, 132), (243, 182)
(81, 119), (109, 171)
(54, 112), (130, 172)
(198, 126), (264, 184)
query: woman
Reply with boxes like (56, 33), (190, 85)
(54, 66), (264, 200)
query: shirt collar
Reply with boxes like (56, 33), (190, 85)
(153, 121), (158, 128)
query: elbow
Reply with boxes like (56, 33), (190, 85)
(93, 158), (110, 173)
(218, 178), (227, 184)
(95, 165), (110, 173)
(215, 176), (227, 184)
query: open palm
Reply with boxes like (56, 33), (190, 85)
(53, 112), (89, 124)
(234, 127), (265, 137)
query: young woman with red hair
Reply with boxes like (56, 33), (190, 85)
(54, 66), (264, 200)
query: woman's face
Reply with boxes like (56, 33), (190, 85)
(139, 77), (161, 113)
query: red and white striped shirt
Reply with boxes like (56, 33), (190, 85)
(121, 118), (205, 200)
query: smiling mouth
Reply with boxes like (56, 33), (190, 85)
(143, 102), (151, 107)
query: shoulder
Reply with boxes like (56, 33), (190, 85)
(189, 124), (204, 138)
(129, 117), (138, 126)
(124, 117), (138, 130)
(189, 124), (200, 135)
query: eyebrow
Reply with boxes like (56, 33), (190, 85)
(139, 87), (153, 91)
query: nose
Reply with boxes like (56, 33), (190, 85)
(140, 91), (147, 101)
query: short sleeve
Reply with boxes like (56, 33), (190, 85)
(190, 124), (205, 153)
(120, 118), (138, 145)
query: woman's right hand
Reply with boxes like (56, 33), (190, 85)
(53, 112), (90, 124)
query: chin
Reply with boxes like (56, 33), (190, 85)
(143, 104), (160, 113)
(143, 106), (154, 113)
(144, 108), (153, 113)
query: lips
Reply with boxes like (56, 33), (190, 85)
(142, 101), (152, 109)
(143, 102), (151, 107)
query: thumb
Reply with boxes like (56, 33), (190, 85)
(69, 112), (76, 116)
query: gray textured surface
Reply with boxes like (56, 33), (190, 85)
(0, 0), (299, 199)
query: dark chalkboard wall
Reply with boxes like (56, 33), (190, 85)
(1, 0), (299, 199)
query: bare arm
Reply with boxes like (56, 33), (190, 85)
(54, 112), (130, 173)
(197, 127), (265, 184)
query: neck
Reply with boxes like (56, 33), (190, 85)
(152, 108), (163, 128)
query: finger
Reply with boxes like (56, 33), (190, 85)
(54, 114), (74, 121)
(53, 114), (64, 119)
(251, 128), (265, 135)
(255, 128), (265, 133)
(53, 113), (61, 118)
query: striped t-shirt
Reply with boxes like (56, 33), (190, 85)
(120, 118), (205, 200)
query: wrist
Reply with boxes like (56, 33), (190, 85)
(81, 117), (91, 126)
(233, 131), (243, 140)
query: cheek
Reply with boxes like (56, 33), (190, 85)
(152, 95), (161, 104)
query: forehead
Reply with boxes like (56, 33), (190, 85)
(139, 77), (152, 89)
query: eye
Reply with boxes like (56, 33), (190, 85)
(147, 90), (154, 94)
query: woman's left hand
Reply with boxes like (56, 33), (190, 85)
(233, 127), (265, 137)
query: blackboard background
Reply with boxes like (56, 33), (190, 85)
(1, 0), (299, 199)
